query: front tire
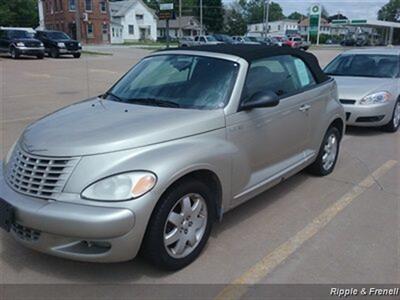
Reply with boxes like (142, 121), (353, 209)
(381, 100), (400, 133)
(73, 53), (81, 58)
(141, 179), (215, 270)
(10, 47), (19, 59)
(50, 48), (59, 58)
(307, 127), (341, 176)
(37, 53), (44, 59)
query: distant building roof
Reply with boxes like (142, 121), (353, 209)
(158, 16), (201, 30)
(298, 17), (330, 27)
(110, 0), (156, 18)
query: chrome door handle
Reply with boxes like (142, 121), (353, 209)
(299, 104), (311, 112)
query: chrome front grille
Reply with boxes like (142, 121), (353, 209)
(6, 146), (79, 200)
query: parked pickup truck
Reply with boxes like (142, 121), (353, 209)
(285, 37), (310, 50)
(179, 35), (223, 47)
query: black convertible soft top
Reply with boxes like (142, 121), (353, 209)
(162, 44), (329, 84)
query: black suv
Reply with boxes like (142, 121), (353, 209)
(35, 30), (82, 58)
(0, 28), (45, 59)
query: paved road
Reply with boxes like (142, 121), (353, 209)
(0, 48), (398, 294)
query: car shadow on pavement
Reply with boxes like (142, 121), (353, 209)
(345, 126), (386, 137)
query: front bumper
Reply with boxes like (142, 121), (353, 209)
(59, 48), (81, 54)
(15, 46), (45, 56)
(343, 103), (393, 127)
(0, 164), (143, 262)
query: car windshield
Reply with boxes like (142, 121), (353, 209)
(46, 31), (71, 40)
(8, 30), (31, 39)
(106, 54), (239, 109)
(325, 54), (399, 78)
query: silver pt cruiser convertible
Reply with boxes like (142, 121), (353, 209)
(0, 45), (345, 270)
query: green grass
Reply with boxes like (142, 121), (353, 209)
(82, 50), (113, 56)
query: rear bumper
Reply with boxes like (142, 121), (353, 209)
(0, 164), (142, 262)
(344, 103), (394, 127)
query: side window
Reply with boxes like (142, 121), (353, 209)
(200, 37), (206, 42)
(292, 57), (316, 88)
(194, 36), (199, 41)
(243, 55), (316, 101)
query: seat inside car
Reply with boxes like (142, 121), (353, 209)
(376, 58), (397, 78)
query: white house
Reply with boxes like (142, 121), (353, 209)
(247, 19), (299, 37)
(157, 16), (202, 39)
(109, 0), (157, 43)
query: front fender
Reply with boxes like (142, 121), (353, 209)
(63, 128), (234, 212)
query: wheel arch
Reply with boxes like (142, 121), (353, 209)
(329, 117), (345, 140)
(156, 168), (223, 221)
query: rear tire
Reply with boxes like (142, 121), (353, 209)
(141, 179), (215, 270)
(307, 127), (341, 176)
(381, 100), (400, 133)
(37, 54), (44, 59)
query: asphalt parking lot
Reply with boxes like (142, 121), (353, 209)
(0, 47), (399, 291)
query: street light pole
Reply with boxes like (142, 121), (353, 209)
(264, 0), (270, 38)
(200, 0), (203, 35)
(178, 0), (182, 38)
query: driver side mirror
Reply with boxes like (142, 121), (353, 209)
(240, 91), (280, 111)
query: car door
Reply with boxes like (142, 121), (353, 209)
(226, 55), (317, 206)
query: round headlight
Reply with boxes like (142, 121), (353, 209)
(81, 172), (157, 201)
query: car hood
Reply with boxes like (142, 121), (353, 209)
(20, 98), (226, 157)
(333, 76), (395, 101)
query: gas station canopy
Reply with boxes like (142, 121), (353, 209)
(331, 19), (400, 45)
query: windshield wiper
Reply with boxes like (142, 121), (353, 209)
(104, 91), (123, 102)
(124, 98), (180, 108)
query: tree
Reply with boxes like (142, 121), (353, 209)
(378, 0), (400, 44)
(378, 0), (400, 21)
(224, 6), (247, 35)
(287, 11), (305, 21)
(0, 0), (38, 28)
(195, 0), (224, 33)
(240, 0), (284, 24)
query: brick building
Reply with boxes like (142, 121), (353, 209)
(39, 0), (111, 44)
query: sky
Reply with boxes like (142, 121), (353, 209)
(223, 0), (391, 20)
(275, 0), (389, 20)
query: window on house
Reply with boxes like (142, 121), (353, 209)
(128, 25), (134, 35)
(112, 28), (115, 37)
(59, 0), (63, 11)
(87, 23), (94, 38)
(55, 0), (58, 11)
(100, 1), (107, 13)
(85, 0), (92, 11)
(136, 14), (144, 20)
(69, 0), (76, 11)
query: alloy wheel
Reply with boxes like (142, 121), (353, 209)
(322, 133), (338, 171)
(163, 193), (208, 259)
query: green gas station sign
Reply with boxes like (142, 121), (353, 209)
(309, 4), (321, 37)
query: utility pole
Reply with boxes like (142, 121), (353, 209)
(200, 0), (203, 35)
(264, 0), (270, 38)
(75, 0), (82, 41)
(178, 0), (182, 38)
